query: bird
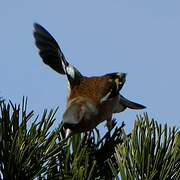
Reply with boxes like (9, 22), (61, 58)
(33, 23), (146, 138)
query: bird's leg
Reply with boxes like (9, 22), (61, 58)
(106, 116), (114, 131)
(106, 116), (117, 131)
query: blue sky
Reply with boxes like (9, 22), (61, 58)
(0, 0), (179, 133)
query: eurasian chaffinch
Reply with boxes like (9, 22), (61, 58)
(33, 23), (146, 138)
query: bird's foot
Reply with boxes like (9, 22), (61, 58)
(106, 118), (117, 131)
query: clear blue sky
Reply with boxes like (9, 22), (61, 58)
(0, 0), (179, 133)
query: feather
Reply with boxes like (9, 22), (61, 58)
(100, 72), (126, 103)
(33, 23), (82, 87)
(119, 95), (146, 109)
(63, 98), (98, 130)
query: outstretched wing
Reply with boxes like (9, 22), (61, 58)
(33, 23), (82, 86)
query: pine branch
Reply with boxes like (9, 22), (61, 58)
(110, 113), (180, 180)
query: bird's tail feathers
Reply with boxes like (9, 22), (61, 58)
(120, 95), (146, 110)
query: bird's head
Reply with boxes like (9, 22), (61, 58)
(114, 72), (126, 91)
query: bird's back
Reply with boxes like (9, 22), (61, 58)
(68, 76), (114, 106)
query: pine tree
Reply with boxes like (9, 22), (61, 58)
(0, 98), (179, 180)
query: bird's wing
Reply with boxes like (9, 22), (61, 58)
(33, 23), (82, 86)
(119, 95), (146, 109)
(100, 72), (126, 103)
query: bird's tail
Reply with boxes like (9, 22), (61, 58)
(120, 95), (146, 109)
